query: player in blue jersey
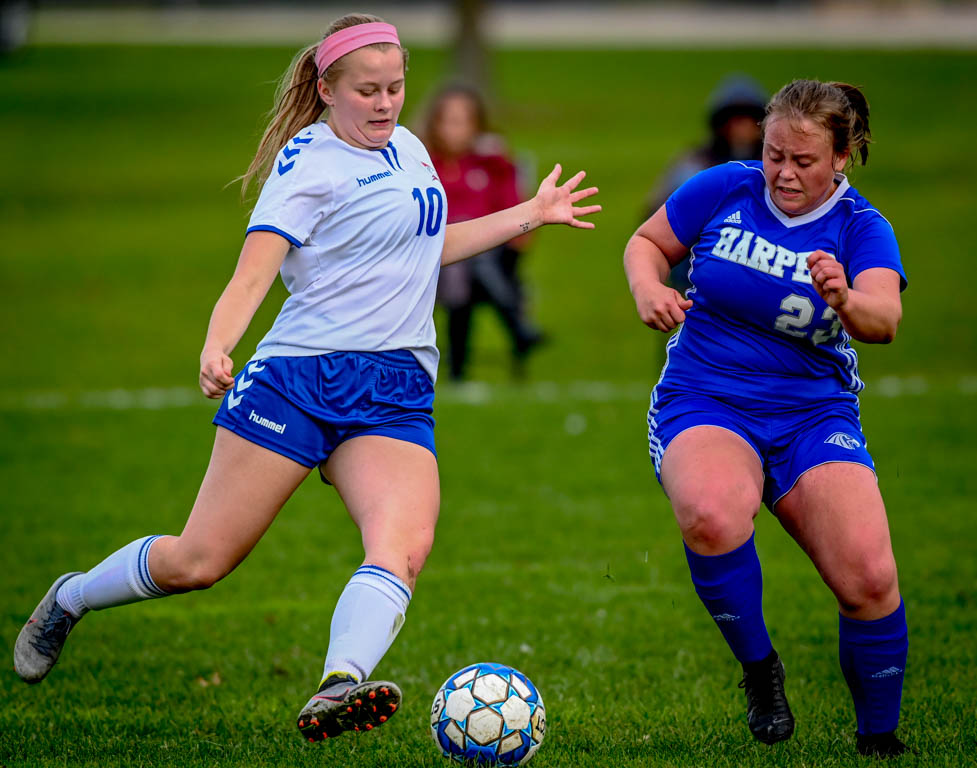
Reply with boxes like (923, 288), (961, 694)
(14, 13), (600, 744)
(624, 79), (908, 758)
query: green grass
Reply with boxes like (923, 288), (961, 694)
(2, 44), (976, 767)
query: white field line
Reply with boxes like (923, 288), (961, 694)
(0, 376), (973, 413)
(32, 4), (977, 49)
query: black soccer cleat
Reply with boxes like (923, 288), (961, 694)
(738, 649), (795, 745)
(856, 731), (909, 759)
(297, 673), (402, 742)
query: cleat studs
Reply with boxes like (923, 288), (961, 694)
(299, 720), (305, 728)
(380, 687), (389, 695)
(389, 703), (397, 712)
(372, 706), (377, 713)
(355, 726), (360, 731)
(308, 737), (315, 742)
(379, 716), (387, 723)
(347, 706), (353, 713)
(310, 719), (319, 726)
(369, 691), (376, 700)
(366, 724), (373, 731)
(355, 698), (362, 706)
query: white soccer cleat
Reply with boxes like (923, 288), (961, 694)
(14, 572), (84, 683)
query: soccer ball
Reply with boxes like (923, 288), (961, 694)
(430, 662), (546, 766)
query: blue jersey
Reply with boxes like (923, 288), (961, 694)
(657, 161), (905, 405)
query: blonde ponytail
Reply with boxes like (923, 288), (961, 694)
(240, 44), (322, 199)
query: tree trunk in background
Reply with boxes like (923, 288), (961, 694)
(453, 0), (490, 95)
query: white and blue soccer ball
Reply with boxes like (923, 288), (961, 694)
(430, 662), (546, 766)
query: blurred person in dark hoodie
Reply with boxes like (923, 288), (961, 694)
(645, 75), (767, 294)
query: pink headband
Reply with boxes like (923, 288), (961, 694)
(315, 22), (401, 77)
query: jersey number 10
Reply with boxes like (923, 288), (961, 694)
(412, 187), (444, 236)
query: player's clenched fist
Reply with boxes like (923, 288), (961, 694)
(808, 250), (849, 310)
(634, 282), (694, 332)
(199, 347), (234, 398)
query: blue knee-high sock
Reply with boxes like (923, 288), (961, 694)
(684, 533), (773, 664)
(839, 599), (908, 735)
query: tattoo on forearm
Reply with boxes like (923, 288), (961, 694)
(520, 222), (530, 233)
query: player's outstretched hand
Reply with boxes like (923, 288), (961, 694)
(808, 250), (848, 309)
(200, 347), (235, 399)
(534, 164), (601, 229)
(633, 282), (693, 332)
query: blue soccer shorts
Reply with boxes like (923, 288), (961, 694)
(648, 390), (875, 510)
(213, 350), (436, 474)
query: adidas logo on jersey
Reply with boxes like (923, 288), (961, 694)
(723, 210), (742, 224)
(824, 432), (861, 450)
(871, 666), (903, 679)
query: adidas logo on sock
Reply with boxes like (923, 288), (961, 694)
(712, 613), (741, 622)
(871, 666), (903, 679)
(723, 210), (742, 224)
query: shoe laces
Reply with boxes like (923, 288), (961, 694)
(29, 605), (75, 659)
(739, 661), (788, 713)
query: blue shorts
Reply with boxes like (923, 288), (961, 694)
(213, 350), (436, 474)
(647, 391), (874, 510)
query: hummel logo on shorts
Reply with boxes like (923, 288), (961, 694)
(249, 410), (286, 434)
(824, 432), (861, 450)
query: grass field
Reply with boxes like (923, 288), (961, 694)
(2, 42), (976, 767)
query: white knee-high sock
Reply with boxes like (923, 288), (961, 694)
(323, 564), (412, 684)
(55, 535), (169, 618)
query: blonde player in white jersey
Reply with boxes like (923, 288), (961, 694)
(14, 13), (600, 743)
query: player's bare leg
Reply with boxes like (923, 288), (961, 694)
(661, 426), (764, 555)
(149, 427), (312, 591)
(776, 462), (907, 757)
(662, 427), (794, 745)
(14, 427), (310, 683)
(296, 435), (439, 742)
(775, 463), (900, 620)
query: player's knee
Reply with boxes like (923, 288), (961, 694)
(676, 493), (756, 552)
(402, 526), (436, 586)
(153, 544), (231, 593)
(838, 556), (898, 612)
(366, 525), (435, 590)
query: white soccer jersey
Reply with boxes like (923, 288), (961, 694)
(246, 122), (447, 381)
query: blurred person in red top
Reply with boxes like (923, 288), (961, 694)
(423, 83), (545, 380)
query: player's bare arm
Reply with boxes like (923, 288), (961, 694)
(199, 231), (289, 398)
(441, 163), (600, 266)
(624, 206), (693, 332)
(808, 252), (902, 343)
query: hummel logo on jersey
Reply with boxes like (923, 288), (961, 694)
(723, 210), (742, 224)
(357, 170), (393, 187)
(871, 666), (903, 679)
(712, 613), (740, 622)
(824, 432), (862, 450)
